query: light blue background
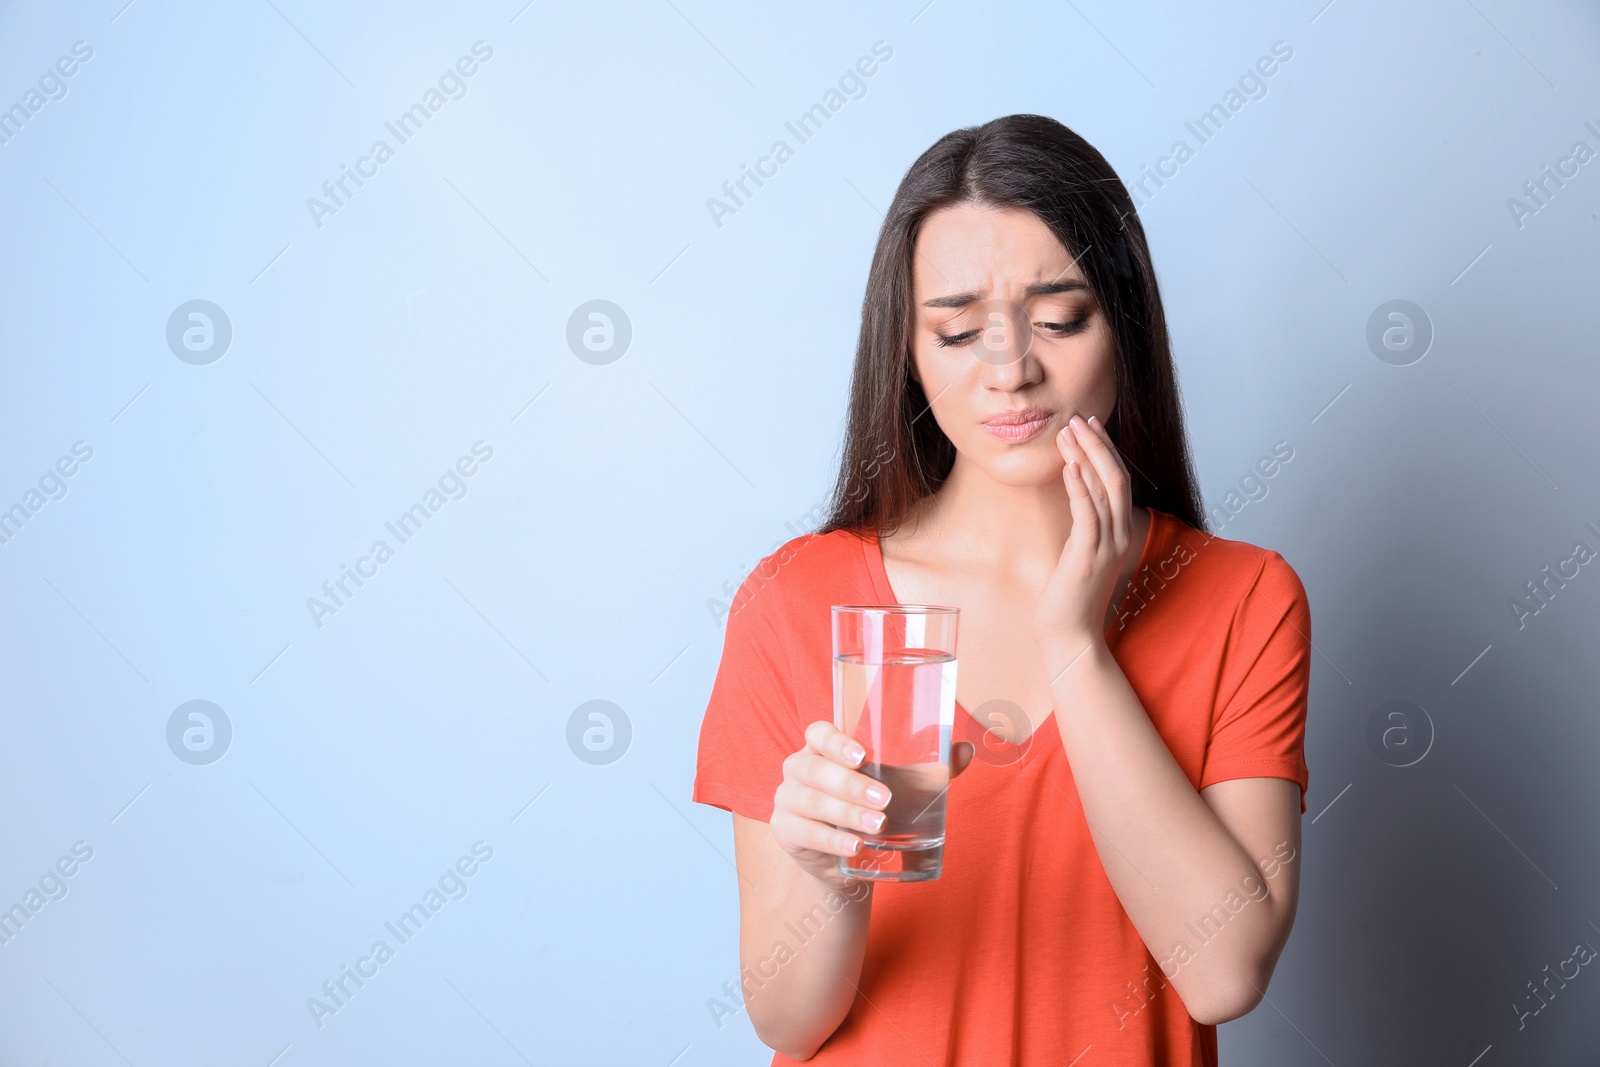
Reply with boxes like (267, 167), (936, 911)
(1, 0), (1597, 1063)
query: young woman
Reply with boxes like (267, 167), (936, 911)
(693, 114), (1310, 1065)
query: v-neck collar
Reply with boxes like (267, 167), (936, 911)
(857, 507), (1164, 766)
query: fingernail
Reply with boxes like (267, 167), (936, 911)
(1087, 414), (1101, 430)
(864, 811), (886, 832)
(844, 742), (865, 765)
(866, 784), (890, 805)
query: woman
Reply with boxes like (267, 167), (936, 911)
(693, 114), (1310, 1065)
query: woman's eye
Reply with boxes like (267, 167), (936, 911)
(933, 330), (979, 348)
(934, 318), (1086, 348)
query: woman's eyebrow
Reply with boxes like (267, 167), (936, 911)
(920, 280), (1090, 309)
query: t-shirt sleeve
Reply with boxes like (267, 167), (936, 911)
(691, 560), (807, 823)
(1199, 549), (1312, 814)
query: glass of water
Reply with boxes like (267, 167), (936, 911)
(831, 604), (959, 882)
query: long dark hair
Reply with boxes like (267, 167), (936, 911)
(815, 113), (1206, 538)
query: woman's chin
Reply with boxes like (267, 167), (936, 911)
(964, 451), (1064, 488)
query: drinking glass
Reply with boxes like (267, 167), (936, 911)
(831, 604), (959, 882)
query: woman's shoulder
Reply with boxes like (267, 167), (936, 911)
(1147, 507), (1306, 607)
(721, 525), (871, 627)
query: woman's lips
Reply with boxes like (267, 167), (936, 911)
(983, 415), (1052, 443)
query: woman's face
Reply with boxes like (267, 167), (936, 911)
(909, 202), (1118, 487)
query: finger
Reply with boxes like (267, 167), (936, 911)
(779, 779), (888, 837)
(1054, 420), (1088, 487)
(1057, 429), (1100, 550)
(950, 739), (975, 778)
(1061, 457), (1102, 577)
(1068, 417), (1113, 543)
(771, 807), (866, 858)
(805, 719), (867, 769)
(1083, 414), (1131, 552)
(1054, 415), (1080, 465)
(791, 749), (893, 809)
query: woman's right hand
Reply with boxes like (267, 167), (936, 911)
(770, 720), (973, 890)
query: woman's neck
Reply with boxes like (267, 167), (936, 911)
(890, 458), (1080, 580)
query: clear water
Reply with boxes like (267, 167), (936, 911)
(833, 651), (955, 881)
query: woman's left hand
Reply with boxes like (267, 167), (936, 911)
(1031, 414), (1136, 649)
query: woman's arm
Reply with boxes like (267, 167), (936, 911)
(1037, 415), (1304, 1024)
(731, 812), (874, 1059)
(726, 720), (888, 1058)
(727, 721), (976, 1057)
(1038, 638), (1302, 1024)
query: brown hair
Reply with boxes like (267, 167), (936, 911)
(815, 113), (1206, 538)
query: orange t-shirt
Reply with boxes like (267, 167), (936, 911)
(692, 505), (1311, 1066)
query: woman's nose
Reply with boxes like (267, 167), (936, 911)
(971, 299), (1034, 368)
